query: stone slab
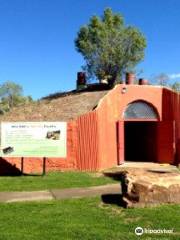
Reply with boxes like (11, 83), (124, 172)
(104, 164), (180, 208)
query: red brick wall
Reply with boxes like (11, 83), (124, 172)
(1, 84), (180, 174)
(96, 85), (180, 169)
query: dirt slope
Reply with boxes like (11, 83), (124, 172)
(0, 90), (108, 122)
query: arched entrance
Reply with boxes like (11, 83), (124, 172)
(117, 100), (175, 164)
(124, 121), (157, 161)
(124, 101), (159, 162)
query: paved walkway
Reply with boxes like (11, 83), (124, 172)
(0, 183), (121, 203)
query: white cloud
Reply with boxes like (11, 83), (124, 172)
(169, 73), (180, 79)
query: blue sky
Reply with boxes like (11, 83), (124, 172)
(0, 0), (179, 99)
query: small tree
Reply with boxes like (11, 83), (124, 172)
(75, 8), (146, 86)
(152, 73), (170, 86)
(0, 81), (23, 108)
(150, 73), (180, 92)
(171, 81), (180, 92)
(0, 81), (33, 114)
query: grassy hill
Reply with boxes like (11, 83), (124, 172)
(0, 90), (108, 122)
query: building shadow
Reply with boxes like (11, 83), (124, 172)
(174, 138), (180, 166)
(0, 158), (22, 176)
(101, 193), (127, 208)
(162, 88), (179, 165)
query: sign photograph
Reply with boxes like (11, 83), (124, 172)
(0, 122), (67, 157)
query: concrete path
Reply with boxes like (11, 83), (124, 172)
(0, 183), (121, 203)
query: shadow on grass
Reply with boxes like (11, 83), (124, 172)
(22, 173), (44, 177)
(101, 193), (127, 208)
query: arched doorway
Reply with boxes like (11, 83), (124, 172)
(123, 101), (159, 162)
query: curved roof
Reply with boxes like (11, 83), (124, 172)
(0, 90), (108, 122)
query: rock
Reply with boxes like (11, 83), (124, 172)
(104, 164), (180, 208)
(120, 169), (180, 208)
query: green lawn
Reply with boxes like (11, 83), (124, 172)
(0, 197), (179, 240)
(0, 172), (115, 192)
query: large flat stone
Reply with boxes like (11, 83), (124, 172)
(104, 166), (180, 208)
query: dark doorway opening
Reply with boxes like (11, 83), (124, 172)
(125, 121), (157, 162)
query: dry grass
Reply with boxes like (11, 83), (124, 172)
(0, 90), (108, 122)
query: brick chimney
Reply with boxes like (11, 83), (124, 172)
(125, 72), (135, 84)
(139, 78), (149, 85)
(77, 72), (87, 90)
